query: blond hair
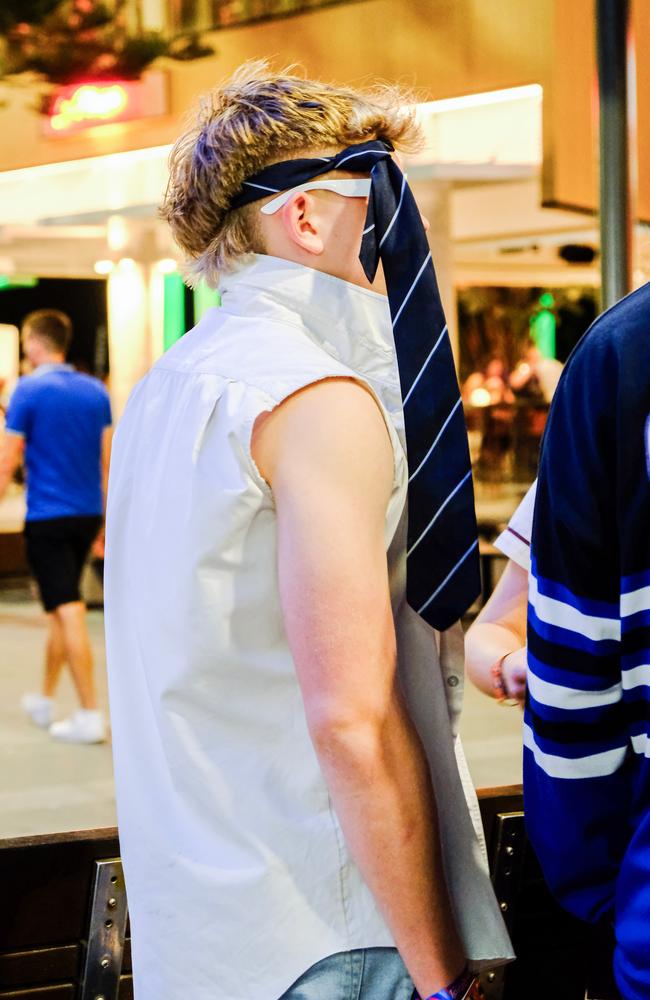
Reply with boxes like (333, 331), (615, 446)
(160, 61), (422, 288)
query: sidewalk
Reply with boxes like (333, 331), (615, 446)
(0, 582), (523, 840)
(1, 589), (116, 839)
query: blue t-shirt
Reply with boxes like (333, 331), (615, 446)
(5, 364), (112, 521)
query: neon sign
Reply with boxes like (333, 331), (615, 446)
(43, 73), (167, 136)
(49, 84), (129, 131)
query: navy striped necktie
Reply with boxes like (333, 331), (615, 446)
(231, 139), (480, 630)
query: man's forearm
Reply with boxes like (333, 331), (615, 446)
(0, 467), (14, 502)
(0, 434), (24, 502)
(313, 689), (465, 998)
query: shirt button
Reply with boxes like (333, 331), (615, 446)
(447, 674), (460, 688)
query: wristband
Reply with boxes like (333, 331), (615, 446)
(491, 653), (519, 706)
(419, 965), (479, 1000)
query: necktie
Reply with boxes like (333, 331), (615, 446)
(231, 139), (480, 630)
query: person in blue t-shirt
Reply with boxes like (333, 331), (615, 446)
(0, 309), (112, 744)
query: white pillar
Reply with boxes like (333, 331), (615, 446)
(107, 259), (151, 418)
(0, 324), (20, 406)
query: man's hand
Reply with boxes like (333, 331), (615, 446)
(252, 377), (465, 998)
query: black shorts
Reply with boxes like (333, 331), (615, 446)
(24, 515), (102, 612)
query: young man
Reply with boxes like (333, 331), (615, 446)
(0, 309), (111, 743)
(104, 64), (512, 1000)
(525, 284), (650, 998)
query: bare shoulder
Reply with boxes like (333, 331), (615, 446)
(252, 376), (393, 493)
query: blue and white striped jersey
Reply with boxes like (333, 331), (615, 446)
(525, 282), (650, 1000)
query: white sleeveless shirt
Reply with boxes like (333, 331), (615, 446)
(105, 255), (513, 1000)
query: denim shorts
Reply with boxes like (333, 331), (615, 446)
(279, 948), (415, 1000)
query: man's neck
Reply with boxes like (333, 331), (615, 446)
(35, 354), (66, 369)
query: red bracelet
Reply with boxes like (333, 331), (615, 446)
(491, 653), (519, 706)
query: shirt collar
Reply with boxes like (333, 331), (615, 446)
(31, 362), (74, 378)
(219, 255), (398, 385)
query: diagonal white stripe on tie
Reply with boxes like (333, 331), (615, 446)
(403, 325), (447, 407)
(335, 149), (386, 169)
(408, 397), (462, 484)
(407, 470), (473, 557)
(243, 181), (280, 193)
(417, 539), (478, 615)
(393, 252), (432, 327)
(379, 173), (408, 249)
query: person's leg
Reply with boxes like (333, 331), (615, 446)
(21, 520), (63, 727)
(43, 612), (66, 697)
(23, 614), (66, 726)
(47, 517), (106, 743)
(48, 597), (106, 743)
(53, 600), (97, 709)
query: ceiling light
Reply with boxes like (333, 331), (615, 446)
(94, 259), (115, 275)
(157, 258), (178, 274)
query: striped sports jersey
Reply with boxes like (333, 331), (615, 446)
(525, 283), (650, 1000)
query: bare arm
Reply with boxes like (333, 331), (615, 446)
(253, 378), (465, 998)
(0, 432), (24, 502)
(464, 559), (528, 704)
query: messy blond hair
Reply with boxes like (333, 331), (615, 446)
(160, 61), (423, 288)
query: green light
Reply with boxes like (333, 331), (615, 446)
(530, 292), (556, 359)
(0, 275), (38, 291)
(163, 273), (185, 351)
(193, 283), (221, 321)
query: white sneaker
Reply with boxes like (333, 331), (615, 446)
(49, 709), (107, 744)
(21, 693), (53, 728)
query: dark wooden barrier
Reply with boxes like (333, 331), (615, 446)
(0, 789), (619, 999)
(0, 532), (28, 578)
(0, 828), (132, 1000)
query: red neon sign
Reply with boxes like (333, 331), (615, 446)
(43, 73), (167, 136)
(49, 83), (129, 131)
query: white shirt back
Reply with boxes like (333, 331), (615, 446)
(105, 256), (512, 1000)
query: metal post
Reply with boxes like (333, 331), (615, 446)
(596, 0), (633, 308)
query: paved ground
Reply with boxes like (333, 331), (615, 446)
(0, 582), (523, 840)
(0, 474), (525, 837)
(1, 590), (116, 839)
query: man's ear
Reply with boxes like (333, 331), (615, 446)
(280, 193), (324, 256)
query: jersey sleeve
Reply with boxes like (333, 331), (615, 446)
(4, 380), (33, 437)
(494, 480), (536, 571)
(524, 325), (633, 924)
